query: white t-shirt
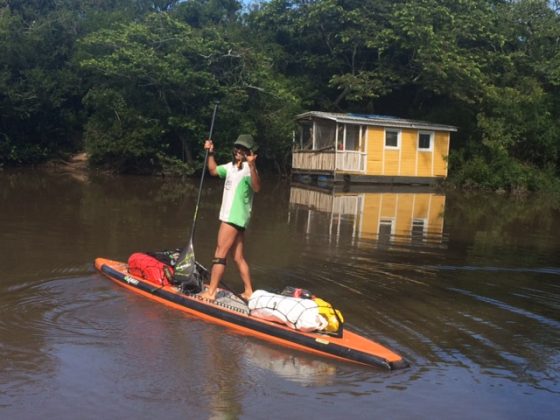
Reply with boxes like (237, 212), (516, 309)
(216, 162), (254, 228)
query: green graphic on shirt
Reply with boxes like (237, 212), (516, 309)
(216, 163), (253, 228)
(228, 176), (252, 227)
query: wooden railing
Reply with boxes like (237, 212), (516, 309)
(335, 151), (366, 172)
(292, 150), (335, 171)
(292, 150), (366, 172)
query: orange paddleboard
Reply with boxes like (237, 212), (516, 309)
(94, 257), (408, 370)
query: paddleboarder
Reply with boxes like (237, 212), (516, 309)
(198, 134), (261, 301)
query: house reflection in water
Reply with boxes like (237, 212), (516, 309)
(288, 184), (447, 249)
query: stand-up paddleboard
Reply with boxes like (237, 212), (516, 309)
(95, 257), (409, 370)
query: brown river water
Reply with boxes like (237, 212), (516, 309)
(1, 168), (559, 419)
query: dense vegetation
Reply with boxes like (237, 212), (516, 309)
(1, 0), (560, 191)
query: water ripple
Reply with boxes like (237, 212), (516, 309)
(448, 287), (560, 329)
(433, 265), (560, 275)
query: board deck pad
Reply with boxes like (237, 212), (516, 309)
(212, 289), (250, 315)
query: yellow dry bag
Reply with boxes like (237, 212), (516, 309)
(313, 297), (344, 333)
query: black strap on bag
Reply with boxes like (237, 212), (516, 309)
(147, 249), (205, 293)
(146, 249), (181, 267)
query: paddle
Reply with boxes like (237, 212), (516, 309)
(174, 102), (219, 282)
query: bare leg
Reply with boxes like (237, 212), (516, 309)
(198, 222), (238, 300)
(231, 231), (253, 300)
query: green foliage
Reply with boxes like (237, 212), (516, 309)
(77, 8), (301, 174)
(78, 13), (219, 173)
(1, 0), (560, 189)
(174, 0), (242, 27)
(0, 3), (83, 164)
(82, 88), (164, 173)
(479, 82), (559, 168)
(446, 0), (560, 191)
(448, 149), (560, 193)
(0, 0), (159, 166)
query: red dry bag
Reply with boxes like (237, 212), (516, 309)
(127, 252), (174, 286)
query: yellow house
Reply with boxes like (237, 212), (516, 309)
(292, 111), (457, 185)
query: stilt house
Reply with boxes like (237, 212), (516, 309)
(292, 111), (457, 185)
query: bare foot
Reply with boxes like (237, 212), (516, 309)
(240, 291), (253, 301)
(198, 290), (216, 301)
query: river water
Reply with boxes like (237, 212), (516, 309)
(1, 168), (559, 419)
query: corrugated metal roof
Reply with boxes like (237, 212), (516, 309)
(296, 111), (458, 132)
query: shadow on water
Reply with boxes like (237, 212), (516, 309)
(1, 168), (560, 418)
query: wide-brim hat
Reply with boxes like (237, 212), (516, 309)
(234, 134), (258, 152)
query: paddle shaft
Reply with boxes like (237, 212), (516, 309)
(189, 102), (219, 241)
(177, 103), (219, 266)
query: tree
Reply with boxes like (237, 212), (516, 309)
(450, 0), (560, 191)
(79, 9), (301, 173)
(0, 0), (159, 165)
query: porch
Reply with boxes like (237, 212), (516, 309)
(291, 150), (367, 173)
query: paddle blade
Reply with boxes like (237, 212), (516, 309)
(175, 240), (196, 277)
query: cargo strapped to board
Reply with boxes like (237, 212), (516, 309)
(248, 289), (345, 336)
(279, 286), (345, 336)
(128, 249), (203, 293)
(128, 252), (174, 286)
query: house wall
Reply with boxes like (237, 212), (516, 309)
(433, 132), (450, 176)
(365, 127), (450, 178)
(366, 127), (384, 174)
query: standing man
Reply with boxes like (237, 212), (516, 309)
(198, 134), (261, 301)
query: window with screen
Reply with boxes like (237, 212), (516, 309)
(385, 129), (400, 148)
(418, 132), (433, 151)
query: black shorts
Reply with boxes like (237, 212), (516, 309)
(225, 222), (245, 232)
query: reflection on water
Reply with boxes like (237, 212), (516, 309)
(242, 341), (337, 387)
(1, 169), (560, 419)
(289, 185), (447, 251)
(286, 183), (560, 396)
